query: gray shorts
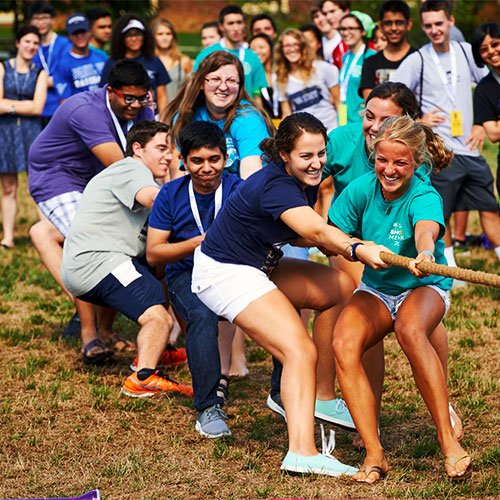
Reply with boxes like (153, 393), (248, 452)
(38, 191), (82, 237)
(430, 154), (499, 218)
(355, 282), (450, 321)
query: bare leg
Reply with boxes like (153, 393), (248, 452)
(453, 211), (468, 242)
(136, 304), (172, 370)
(395, 288), (470, 477)
(1, 173), (18, 247)
(479, 211), (500, 249)
(228, 326), (249, 377)
(218, 321), (236, 377)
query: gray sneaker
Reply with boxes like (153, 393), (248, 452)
(195, 404), (231, 438)
(267, 392), (287, 422)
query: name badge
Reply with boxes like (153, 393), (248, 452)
(338, 103), (348, 127)
(450, 110), (463, 137)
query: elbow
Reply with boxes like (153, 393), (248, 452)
(146, 248), (159, 267)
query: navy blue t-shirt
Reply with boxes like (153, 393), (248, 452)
(202, 161), (318, 273)
(149, 173), (242, 283)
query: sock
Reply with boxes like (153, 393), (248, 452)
(495, 246), (500, 260)
(136, 368), (155, 381)
(444, 246), (457, 267)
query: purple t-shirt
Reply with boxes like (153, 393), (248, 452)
(28, 87), (154, 203)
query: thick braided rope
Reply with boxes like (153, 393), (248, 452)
(380, 251), (500, 288)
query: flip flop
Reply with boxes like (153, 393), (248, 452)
(82, 338), (113, 365)
(107, 333), (136, 352)
(445, 452), (472, 480)
(353, 465), (387, 484)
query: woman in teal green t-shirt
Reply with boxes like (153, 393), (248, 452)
(330, 116), (471, 484)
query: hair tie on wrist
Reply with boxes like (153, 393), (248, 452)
(421, 250), (435, 261)
(351, 242), (364, 262)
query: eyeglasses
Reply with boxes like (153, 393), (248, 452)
(204, 77), (240, 90)
(111, 88), (149, 105)
(282, 43), (301, 51)
(31, 14), (52, 23)
(381, 20), (407, 28)
(338, 27), (362, 33)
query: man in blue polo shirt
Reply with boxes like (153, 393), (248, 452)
(193, 4), (267, 103)
(54, 14), (107, 100)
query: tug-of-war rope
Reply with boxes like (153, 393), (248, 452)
(380, 251), (500, 289)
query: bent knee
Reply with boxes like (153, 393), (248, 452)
(283, 332), (317, 366)
(138, 304), (172, 330)
(333, 329), (363, 366)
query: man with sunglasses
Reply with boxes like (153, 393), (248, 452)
(28, 60), (154, 359)
(359, 0), (415, 100)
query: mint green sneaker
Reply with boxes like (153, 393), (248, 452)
(315, 398), (356, 430)
(281, 451), (358, 477)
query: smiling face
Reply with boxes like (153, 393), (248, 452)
(108, 85), (149, 121)
(252, 19), (277, 40)
(280, 131), (326, 189)
(322, 1), (347, 30)
(339, 16), (365, 50)
(184, 146), (226, 194)
(201, 64), (240, 118)
(374, 139), (416, 201)
(250, 37), (271, 65)
(302, 30), (322, 58)
(281, 34), (302, 65)
(421, 10), (453, 50)
(30, 13), (54, 37)
(380, 11), (411, 47)
(134, 132), (172, 179)
(479, 33), (500, 69)
(362, 97), (404, 146)
(16, 33), (40, 60)
(201, 26), (221, 48)
(312, 10), (331, 36)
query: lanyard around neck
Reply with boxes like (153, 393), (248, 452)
(105, 92), (133, 151)
(219, 38), (245, 63)
(188, 179), (223, 235)
(428, 42), (457, 106)
(339, 44), (365, 102)
(37, 33), (57, 74)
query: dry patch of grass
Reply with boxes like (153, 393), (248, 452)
(1, 174), (499, 500)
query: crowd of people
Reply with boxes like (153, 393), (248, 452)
(1, 0), (500, 485)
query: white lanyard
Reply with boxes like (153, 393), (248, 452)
(220, 38), (245, 63)
(37, 33), (57, 74)
(428, 42), (457, 106)
(339, 44), (365, 102)
(106, 92), (133, 151)
(188, 179), (223, 235)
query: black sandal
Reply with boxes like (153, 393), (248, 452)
(82, 338), (113, 365)
(217, 375), (229, 402)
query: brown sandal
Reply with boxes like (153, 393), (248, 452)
(353, 465), (387, 484)
(107, 333), (136, 352)
(445, 452), (472, 480)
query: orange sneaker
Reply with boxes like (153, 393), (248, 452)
(121, 370), (193, 398)
(130, 346), (187, 372)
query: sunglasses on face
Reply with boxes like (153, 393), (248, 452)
(110, 87), (149, 105)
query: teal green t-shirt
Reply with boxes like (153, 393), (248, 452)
(323, 122), (431, 198)
(341, 47), (376, 123)
(329, 171), (452, 295)
(193, 42), (267, 98)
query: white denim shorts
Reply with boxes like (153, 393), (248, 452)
(191, 248), (277, 323)
(38, 191), (82, 237)
(355, 282), (450, 321)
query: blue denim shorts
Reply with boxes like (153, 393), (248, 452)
(355, 282), (450, 321)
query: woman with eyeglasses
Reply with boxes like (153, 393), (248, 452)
(151, 19), (192, 103)
(338, 13), (376, 124)
(99, 14), (170, 114)
(275, 28), (340, 132)
(162, 50), (273, 180)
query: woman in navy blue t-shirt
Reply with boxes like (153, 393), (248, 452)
(192, 112), (389, 476)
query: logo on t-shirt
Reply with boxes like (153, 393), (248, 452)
(288, 85), (323, 111)
(388, 222), (404, 247)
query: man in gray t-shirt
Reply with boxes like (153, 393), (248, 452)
(62, 120), (193, 398)
(392, 0), (500, 268)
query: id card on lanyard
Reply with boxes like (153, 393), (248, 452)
(219, 38), (245, 63)
(428, 42), (462, 136)
(188, 179), (223, 234)
(339, 44), (365, 127)
(106, 92), (133, 151)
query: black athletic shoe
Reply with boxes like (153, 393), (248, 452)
(61, 313), (81, 339)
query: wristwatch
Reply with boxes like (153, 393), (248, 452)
(9, 105), (15, 115)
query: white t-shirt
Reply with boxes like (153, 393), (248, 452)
(392, 42), (488, 156)
(276, 60), (339, 132)
(322, 32), (341, 63)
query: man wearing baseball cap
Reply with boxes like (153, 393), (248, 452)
(53, 14), (108, 100)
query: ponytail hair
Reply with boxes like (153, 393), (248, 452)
(260, 112), (327, 164)
(370, 115), (453, 173)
